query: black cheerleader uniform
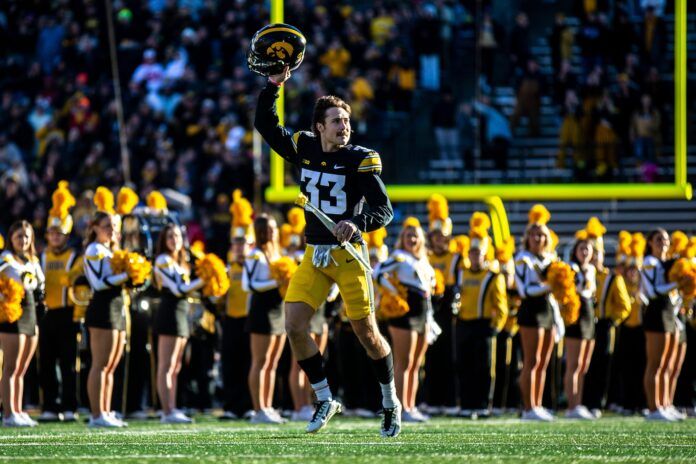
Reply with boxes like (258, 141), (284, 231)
(514, 250), (554, 330)
(375, 250), (436, 334)
(154, 254), (203, 338)
(565, 262), (596, 340)
(242, 249), (284, 335)
(641, 255), (678, 333)
(83, 242), (128, 331)
(0, 251), (44, 336)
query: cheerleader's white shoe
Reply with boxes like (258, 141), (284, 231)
(3, 413), (32, 427)
(645, 409), (677, 422)
(19, 412), (38, 427)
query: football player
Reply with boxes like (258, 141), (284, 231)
(255, 63), (399, 437)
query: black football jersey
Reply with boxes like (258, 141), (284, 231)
(255, 82), (393, 245)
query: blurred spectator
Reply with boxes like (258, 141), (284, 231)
(557, 90), (584, 170)
(131, 49), (165, 94)
(511, 60), (544, 137)
(509, 12), (530, 74)
(549, 13), (574, 81)
(431, 88), (459, 164)
(594, 90), (619, 178)
(640, 7), (666, 70)
(319, 38), (351, 79)
(577, 12), (608, 75)
(477, 11), (503, 87)
(610, 9), (637, 70)
(473, 97), (512, 173)
(630, 93), (661, 177)
(413, 3), (442, 91)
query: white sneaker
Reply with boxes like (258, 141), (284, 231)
(565, 406), (595, 420)
(290, 405), (314, 422)
(538, 407), (555, 420)
(62, 411), (78, 422)
(473, 408), (491, 419)
(38, 411), (61, 422)
(106, 412), (127, 427)
(664, 406), (686, 421)
(250, 409), (285, 424)
(19, 412), (38, 427)
(306, 400), (342, 433)
(521, 408), (553, 421)
(410, 408), (430, 422)
(354, 407), (376, 419)
(219, 411), (239, 421)
(645, 409), (677, 422)
(265, 408), (288, 423)
(589, 408), (603, 419)
(127, 410), (149, 420)
(380, 401), (402, 438)
(88, 414), (121, 428)
(161, 411), (193, 424)
(401, 409), (423, 423)
(3, 413), (32, 427)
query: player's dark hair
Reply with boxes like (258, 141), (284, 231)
(312, 95), (351, 135)
(85, 211), (114, 248)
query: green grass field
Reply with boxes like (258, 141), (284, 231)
(1, 416), (694, 463)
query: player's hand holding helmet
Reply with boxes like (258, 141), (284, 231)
(247, 23), (306, 77)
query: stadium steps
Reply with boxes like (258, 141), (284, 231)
(425, 12), (696, 185)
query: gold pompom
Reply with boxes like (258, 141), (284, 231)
(287, 207), (305, 230)
(378, 277), (409, 319)
(449, 235), (470, 255)
(495, 236), (516, 264)
(364, 228), (387, 249)
(575, 229), (589, 241)
(528, 204), (551, 226)
(0, 233), (4, 250)
(0, 274), (25, 323)
(618, 231), (632, 256)
(196, 253), (231, 298)
(686, 236), (696, 260)
(230, 189), (254, 228)
(402, 216), (421, 229)
(190, 240), (206, 260)
(147, 191), (167, 211)
(111, 250), (152, 286)
(585, 217), (606, 238)
(117, 187), (139, 215)
(94, 186), (115, 214)
(669, 231), (689, 258)
(547, 261), (580, 325)
(631, 233), (646, 258)
(428, 194), (449, 222)
(269, 256), (298, 297)
(668, 258), (696, 300)
(549, 230), (559, 251)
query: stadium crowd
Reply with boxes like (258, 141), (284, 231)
(0, 0), (693, 428)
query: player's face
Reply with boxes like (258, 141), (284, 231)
(96, 216), (117, 244)
(11, 227), (32, 254)
(166, 227), (183, 254)
(231, 239), (247, 261)
(527, 226), (547, 255)
(428, 230), (449, 254)
(468, 247), (484, 270)
(625, 265), (640, 285)
(575, 241), (593, 265)
(46, 227), (68, 249)
(402, 227), (420, 253)
(318, 107), (351, 148)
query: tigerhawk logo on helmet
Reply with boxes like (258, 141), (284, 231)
(248, 23), (306, 76)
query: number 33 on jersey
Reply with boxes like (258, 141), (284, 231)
(254, 82), (393, 245)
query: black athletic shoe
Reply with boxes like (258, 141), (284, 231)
(381, 401), (402, 438)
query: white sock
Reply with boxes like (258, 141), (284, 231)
(380, 380), (398, 409)
(310, 379), (332, 402)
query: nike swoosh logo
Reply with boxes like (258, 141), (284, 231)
(334, 164), (344, 169)
(346, 258), (355, 263)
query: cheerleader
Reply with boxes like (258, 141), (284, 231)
(423, 195), (459, 415)
(279, 207), (323, 422)
(616, 233), (647, 414)
(455, 213), (508, 418)
(0, 221), (44, 427)
(564, 232), (597, 419)
(38, 182), (80, 422)
(583, 225), (631, 417)
(375, 219), (435, 422)
(243, 214), (287, 424)
(83, 210), (129, 427)
(220, 236), (252, 420)
(641, 228), (680, 421)
(153, 224), (200, 424)
(514, 205), (556, 421)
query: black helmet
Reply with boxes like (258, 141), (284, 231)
(247, 23), (307, 76)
